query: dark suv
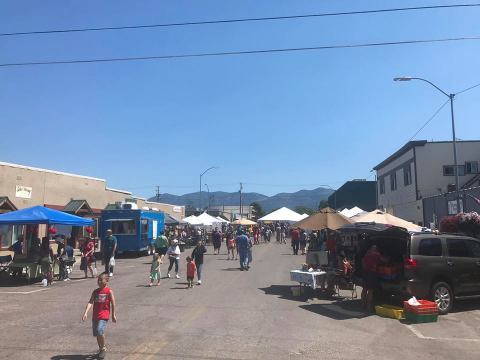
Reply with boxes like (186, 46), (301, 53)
(398, 233), (480, 314)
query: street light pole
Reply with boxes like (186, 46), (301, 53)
(394, 76), (461, 213)
(199, 166), (218, 212)
(204, 183), (210, 211)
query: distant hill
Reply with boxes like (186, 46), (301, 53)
(149, 187), (334, 212)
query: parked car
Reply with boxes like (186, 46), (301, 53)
(339, 223), (480, 314)
(400, 233), (480, 314)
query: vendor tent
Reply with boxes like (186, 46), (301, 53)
(340, 206), (366, 218)
(196, 212), (222, 226)
(216, 216), (229, 224)
(258, 207), (304, 222)
(183, 215), (203, 226)
(0, 205), (94, 226)
(353, 210), (422, 232)
(164, 213), (185, 225)
(232, 218), (257, 225)
(293, 207), (353, 230)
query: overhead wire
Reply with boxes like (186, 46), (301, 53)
(407, 100), (450, 141)
(1, 36), (480, 68)
(1, 3), (479, 37)
(456, 81), (480, 95)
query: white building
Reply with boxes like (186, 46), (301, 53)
(373, 140), (480, 225)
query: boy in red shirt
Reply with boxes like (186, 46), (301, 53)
(82, 272), (117, 359)
(186, 256), (197, 288)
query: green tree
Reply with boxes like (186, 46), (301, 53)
(318, 200), (329, 210)
(294, 206), (315, 215)
(251, 202), (265, 219)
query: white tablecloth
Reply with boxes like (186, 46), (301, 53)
(290, 270), (326, 289)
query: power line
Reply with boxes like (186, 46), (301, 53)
(408, 100), (450, 141)
(1, 3), (479, 37)
(1, 36), (480, 68)
(456, 81), (480, 95)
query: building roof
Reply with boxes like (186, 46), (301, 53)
(64, 199), (93, 214)
(0, 196), (17, 211)
(373, 141), (427, 170)
(0, 161), (105, 182)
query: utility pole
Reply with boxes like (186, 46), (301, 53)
(239, 182), (243, 219)
(155, 186), (160, 202)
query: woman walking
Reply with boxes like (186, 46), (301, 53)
(166, 239), (181, 279)
(191, 240), (207, 285)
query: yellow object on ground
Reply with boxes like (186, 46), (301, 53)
(375, 304), (405, 320)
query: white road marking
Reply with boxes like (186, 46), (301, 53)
(0, 288), (49, 294)
(405, 324), (480, 342)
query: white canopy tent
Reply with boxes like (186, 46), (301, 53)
(340, 206), (366, 218)
(258, 207), (304, 222)
(182, 215), (203, 226)
(299, 213), (309, 220)
(196, 212), (222, 227)
(216, 216), (230, 224)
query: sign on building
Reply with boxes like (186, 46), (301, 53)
(15, 185), (32, 199)
(447, 200), (463, 215)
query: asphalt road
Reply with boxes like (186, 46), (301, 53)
(1, 241), (479, 360)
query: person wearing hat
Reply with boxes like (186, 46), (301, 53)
(103, 229), (117, 276)
(166, 239), (181, 279)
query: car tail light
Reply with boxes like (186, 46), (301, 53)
(404, 258), (417, 270)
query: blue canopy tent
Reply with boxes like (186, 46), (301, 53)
(0, 205), (94, 225)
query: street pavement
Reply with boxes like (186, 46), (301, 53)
(1, 241), (480, 359)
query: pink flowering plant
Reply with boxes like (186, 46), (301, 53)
(458, 212), (480, 237)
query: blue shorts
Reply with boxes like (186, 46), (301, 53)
(92, 319), (108, 337)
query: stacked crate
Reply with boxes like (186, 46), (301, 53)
(403, 300), (438, 323)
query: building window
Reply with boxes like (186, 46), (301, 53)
(404, 164), (412, 186)
(390, 172), (397, 191)
(379, 177), (385, 194)
(443, 165), (454, 176)
(443, 165), (466, 176)
(465, 161), (479, 174)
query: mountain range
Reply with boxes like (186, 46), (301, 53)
(149, 187), (334, 212)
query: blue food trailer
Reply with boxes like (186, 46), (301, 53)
(100, 209), (165, 254)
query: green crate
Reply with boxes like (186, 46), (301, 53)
(405, 311), (438, 323)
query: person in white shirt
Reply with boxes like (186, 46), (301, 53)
(166, 239), (181, 279)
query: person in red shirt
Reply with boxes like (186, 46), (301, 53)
(82, 272), (117, 359)
(361, 245), (384, 311)
(186, 256), (197, 288)
(291, 228), (300, 255)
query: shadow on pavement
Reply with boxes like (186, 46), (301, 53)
(259, 284), (312, 302)
(51, 355), (96, 360)
(221, 267), (242, 271)
(299, 300), (372, 320)
(451, 297), (480, 313)
(0, 276), (40, 287)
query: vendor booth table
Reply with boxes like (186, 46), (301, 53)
(290, 270), (326, 290)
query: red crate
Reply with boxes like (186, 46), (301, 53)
(403, 300), (438, 315)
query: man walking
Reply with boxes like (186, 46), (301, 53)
(235, 229), (249, 271)
(291, 227), (300, 255)
(103, 229), (117, 276)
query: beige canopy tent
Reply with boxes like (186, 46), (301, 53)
(293, 207), (353, 230)
(232, 218), (257, 226)
(353, 210), (422, 232)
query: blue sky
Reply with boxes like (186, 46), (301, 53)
(1, 1), (479, 198)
